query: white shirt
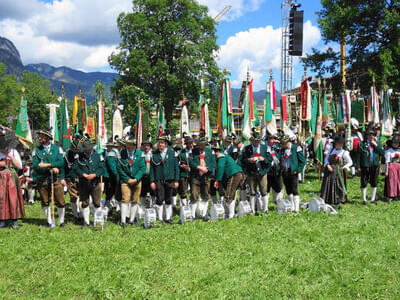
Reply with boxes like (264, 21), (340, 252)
(385, 148), (400, 163)
(0, 148), (22, 169)
(324, 148), (352, 171)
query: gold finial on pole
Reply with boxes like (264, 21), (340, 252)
(79, 85), (82, 98)
(21, 87), (25, 95)
(269, 69), (273, 81)
(62, 83), (65, 99)
(323, 78), (327, 91)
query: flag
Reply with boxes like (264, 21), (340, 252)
(370, 85), (379, 124)
(73, 95), (87, 133)
(72, 96), (79, 127)
(342, 90), (351, 123)
(59, 97), (71, 149)
(242, 78), (258, 140)
(180, 99), (190, 137)
(112, 108), (123, 141)
(382, 89), (395, 136)
(301, 78), (312, 121)
(314, 94), (323, 165)
(310, 91), (319, 135)
(157, 102), (165, 137)
(87, 117), (96, 140)
(97, 100), (107, 153)
(135, 103), (143, 148)
(217, 77), (235, 137)
(351, 99), (365, 124)
(15, 96), (33, 147)
(337, 100), (344, 124)
(264, 80), (277, 135)
(281, 95), (288, 122)
(322, 91), (328, 126)
(48, 104), (59, 142)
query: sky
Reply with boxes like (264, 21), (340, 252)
(0, 0), (327, 91)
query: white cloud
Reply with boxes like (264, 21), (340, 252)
(198, 0), (265, 21)
(217, 20), (321, 90)
(0, 0), (130, 71)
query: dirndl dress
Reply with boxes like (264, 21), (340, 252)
(0, 165), (25, 221)
(320, 154), (347, 205)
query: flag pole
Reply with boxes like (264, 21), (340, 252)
(317, 77), (322, 181)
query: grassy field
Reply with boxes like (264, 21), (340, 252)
(1, 172), (400, 299)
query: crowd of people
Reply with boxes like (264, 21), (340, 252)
(1, 118), (400, 229)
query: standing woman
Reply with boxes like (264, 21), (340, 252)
(0, 131), (24, 228)
(320, 135), (352, 208)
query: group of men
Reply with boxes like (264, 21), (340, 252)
(29, 118), (400, 228)
(30, 127), (307, 228)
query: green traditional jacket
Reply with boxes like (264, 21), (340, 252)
(178, 148), (192, 178)
(150, 146), (180, 182)
(32, 143), (65, 181)
(73, 150), (105, 179)
(106, 148), (120, 182)
(117, 149), (145, 183)
(281, 144), (306, 174)
(355, 141), (385, 168)
(64, 148), (78, 179)
(240, 143), (272, 176)
(215, 153), (242, 181)
(189, 146), (216, 177)
(224, 144), (234, 158)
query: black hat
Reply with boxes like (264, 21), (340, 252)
(211, 143), (222, 151)
(224, 136), (233, 143)
(198, 137), (208, 146)
(184, 135), (193, 144)
(334, 135), (345, 144)
(157, 134), (169, 142)
(125, 135), (137, 144)
(37, 129), (53, 140)
(391, 135), (400, 144)
(142, 134), (152, 146)
(367, 129), (376, 136)
(80, 139), (94, 151)
(249, 132), (262, 142)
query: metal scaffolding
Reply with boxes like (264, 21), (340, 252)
(281, 0), (294, 94)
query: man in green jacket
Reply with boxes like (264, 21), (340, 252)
(178, 135), (193, 207)
(105, 139), (121, 215)
(150, 134), (180, 224)
(32, 130), (66, 227)
(355, 129), (385, 205)
(240, 131), (272, 214)
(73, 139), (105, 227)
(212, 143), (243, 219)
(117, 136), (145, 227)
(280, 135), (306, 213)
(189, 137), (216, 221)
(64, 134), (83, 224)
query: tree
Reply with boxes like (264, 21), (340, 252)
(21, 71), (55, 130)
(302, 0), (400, 93)
(0, 63), (20, 126)
(109, 0), (221, 125)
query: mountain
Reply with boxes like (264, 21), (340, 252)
(25, 63), (119, 103)
(231, 88), (281, 106)
(0, 36), (24, 77)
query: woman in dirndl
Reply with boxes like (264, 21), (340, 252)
(0, 131), (25, 228)
(320, 135), (353, 207)
(384, 135), (400, 202)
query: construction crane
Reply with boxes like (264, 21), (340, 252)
(214, 5), (232, 23)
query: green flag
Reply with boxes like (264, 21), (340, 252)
(59, 98), (71, 149)
(15, 96), (33, 146)
(310, 91), (318, 135)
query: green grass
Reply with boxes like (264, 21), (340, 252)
(1, 173), (400, 299)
